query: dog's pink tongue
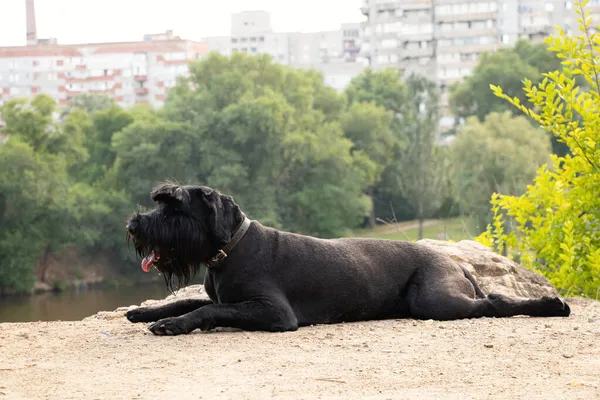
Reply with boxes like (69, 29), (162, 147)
(141, 252), (156, 272)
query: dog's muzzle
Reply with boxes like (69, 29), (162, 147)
(126, 220), (139, 236)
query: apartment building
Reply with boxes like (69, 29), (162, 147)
(359, 0), (587, 129)
(203, 11), (365, 91)
(0, 31), (209, 108)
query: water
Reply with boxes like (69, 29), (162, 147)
(0, 283), (173, 323)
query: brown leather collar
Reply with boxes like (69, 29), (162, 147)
(204, 215), (251, 268)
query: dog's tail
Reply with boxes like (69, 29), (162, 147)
(460, 265), (487, 299)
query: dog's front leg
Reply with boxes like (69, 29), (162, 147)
(126, 299), (213, 323)
(148, 300), (298, 335)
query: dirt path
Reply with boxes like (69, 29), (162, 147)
(372, 219), (442, 235)
(1, 297), (599, 399)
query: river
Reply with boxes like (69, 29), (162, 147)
(0, 283), (174, 323)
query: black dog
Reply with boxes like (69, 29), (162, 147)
(125, 183), (570, 336)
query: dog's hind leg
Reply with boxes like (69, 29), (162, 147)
(406, 263), (570, 321)
(126, 299), (213, 323)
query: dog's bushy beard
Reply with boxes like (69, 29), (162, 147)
(127, 210), (208, 293)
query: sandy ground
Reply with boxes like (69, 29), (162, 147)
(0, 297), (599, 400)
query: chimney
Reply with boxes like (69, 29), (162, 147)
(26, 0), (37, 46)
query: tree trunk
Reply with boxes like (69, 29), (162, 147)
(40, 245), (52, 283)
(417, 200), (424, 240)
(366, 186), (376, 229)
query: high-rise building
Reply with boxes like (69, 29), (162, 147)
(0, 35), (209, 108)
(203, 11), (366, 91)
(359, 0), (594, 129)
(0, 1), (209, 108)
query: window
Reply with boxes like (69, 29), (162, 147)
(134, 66), (147, 75)
(545, 2), (554, 12)
(383, 22), (402, 33)
(381, 39), (397, 48)
(10, 87), (19, 95)
(501, 34), (510, 44)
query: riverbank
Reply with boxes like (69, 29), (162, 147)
(1, 294), (598, 399)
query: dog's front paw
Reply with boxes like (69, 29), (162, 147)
(148, 317), (192, 336)
(126, 307), (157, 323)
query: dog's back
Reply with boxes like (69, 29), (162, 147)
(234, 222), (455, 325)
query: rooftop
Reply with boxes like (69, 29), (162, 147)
(0, 31), (208, 58)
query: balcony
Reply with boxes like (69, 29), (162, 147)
(399, 47), (434, 59)
(135, 87), (149, 95)
(435, 12), (497, 23)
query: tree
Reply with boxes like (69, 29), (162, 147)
(112, 52), (374, 237)
(78, 105), (134, 184)
(62, 93), (115, 116)
(450, 111), (551, 227)
(1, 95), (88, 163)
(449, 39), (567, 156)
(341, 102), (394, 227)
(0, 95), (93, 291)
(344, 68), (416, 223)
(0, 137), (71, 290)
(449, 45), (541, 122)
(393, 73), (446, 239)
(477, 0), (600, 297)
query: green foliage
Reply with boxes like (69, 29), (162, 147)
(449, 40), (548, 122)
(63, 93), (115, 116)
(111, 52), (375, 237)
(449, 39), (568, 155)
(52, 279), (68, 292)
(450, 111), (551, 225)
(78, 105), (134, 183)
(3, 53), (502, 293)
(393, 73), (447, 239)
(476, 1), (600, 297)
(0, 136), (70, 292)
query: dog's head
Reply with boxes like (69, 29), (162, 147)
(126, 182), (243, 291)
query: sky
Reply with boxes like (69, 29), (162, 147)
(0, 0), (364, 46)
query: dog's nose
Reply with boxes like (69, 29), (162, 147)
(126, 220), (139, 234)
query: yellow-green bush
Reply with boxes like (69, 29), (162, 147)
(476, 0), (600, 297)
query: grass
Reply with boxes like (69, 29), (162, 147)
(351, 217), (479, 242)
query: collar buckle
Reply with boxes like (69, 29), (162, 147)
(211, 249), (228, 264)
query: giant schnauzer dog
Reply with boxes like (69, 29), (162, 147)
(125, 183), (570, 336)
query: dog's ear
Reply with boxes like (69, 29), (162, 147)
(198, 187), (228, 244)
(150, 183), (189, 204)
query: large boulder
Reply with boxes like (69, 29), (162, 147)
(417, 239), (558, 299)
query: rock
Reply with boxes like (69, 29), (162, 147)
(32, 281), (52, 294)
(417, 239), (558, 299)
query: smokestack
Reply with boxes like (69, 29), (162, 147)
(26, 0), (37, 46)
